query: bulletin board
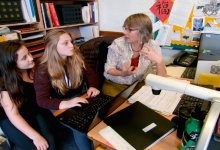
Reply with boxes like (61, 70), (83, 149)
(154, 0), (220, 48)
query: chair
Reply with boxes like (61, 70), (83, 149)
(79, 36), (116, 90)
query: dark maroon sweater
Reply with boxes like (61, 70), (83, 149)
(34, 63), (99, 110)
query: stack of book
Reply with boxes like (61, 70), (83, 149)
(21, 0), (38, 23)
(0, 27), (19, 42)
(40, 2), (60, 28)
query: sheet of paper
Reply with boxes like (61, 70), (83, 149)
(99, 126), (135, 150)
(153, 20), (163, 32)
(128, 85), (183, 115)
(171, 30), (181, 41)
(167, 66), (186, 78)
(168, 0), (194, 27)
(155, 24), (173, 46)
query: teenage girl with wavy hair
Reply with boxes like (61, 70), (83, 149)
(34, 29), (100, 150)
(0, 41), (55, 150)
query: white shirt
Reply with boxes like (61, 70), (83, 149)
(104, 36), (162, 85)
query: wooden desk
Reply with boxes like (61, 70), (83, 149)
(88, 101), (181, 150)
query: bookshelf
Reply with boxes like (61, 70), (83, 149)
(0, 0), (99, 58)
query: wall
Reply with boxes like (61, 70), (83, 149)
(98, 0), (155, 32)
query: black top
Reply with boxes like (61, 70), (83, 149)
(0, 81), (40, 122)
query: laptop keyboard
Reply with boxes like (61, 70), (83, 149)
(56, 94), (113, 132)
(173, 94), (211, 115)
(181, 67), (196, 79)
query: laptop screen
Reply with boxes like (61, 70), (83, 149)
(98, 81), (139, 119)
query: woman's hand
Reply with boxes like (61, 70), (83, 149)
(141, 45), (163, 64)
(32, 135), (49, 150)
(121, 66), (138, 76)
(87, 87), (100, 98)
(59, 97), (88, 109)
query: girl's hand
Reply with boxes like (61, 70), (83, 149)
(32, 135), (49, 150)
(87, 87), (100, 98)
(59, 97), (88, 109)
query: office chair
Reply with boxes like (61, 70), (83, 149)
(79, 36), (116, 90)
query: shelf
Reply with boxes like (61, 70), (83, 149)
(0, 0), (99, 58)
(33, 52), (43, 59)
(45, 23), (96, 30)
(0, 22), (39, 27)
(18, 29), (45, 34)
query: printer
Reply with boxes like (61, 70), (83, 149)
(194, 33), (220, 83)
(194, 49), (220, 83)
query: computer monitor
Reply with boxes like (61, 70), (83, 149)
(199, 33), (220, 56)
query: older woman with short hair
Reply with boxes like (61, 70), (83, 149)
(104, 13), (167, 85)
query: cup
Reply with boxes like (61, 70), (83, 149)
(177, 106), (191, 138)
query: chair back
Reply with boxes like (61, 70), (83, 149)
(79, 36), (116, 89)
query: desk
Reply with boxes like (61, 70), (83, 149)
(88, 101), (181, 150)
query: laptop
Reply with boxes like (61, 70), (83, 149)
(56, 81), (138, 133)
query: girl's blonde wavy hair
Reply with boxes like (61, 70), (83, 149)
(40, 29), (85, 95)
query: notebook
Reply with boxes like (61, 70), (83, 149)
(56, 81), (138, 133)
(103, 101), (175, 150)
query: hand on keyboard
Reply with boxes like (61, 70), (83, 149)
(87, 87), (100, 97)
(59, 97), (88, 109)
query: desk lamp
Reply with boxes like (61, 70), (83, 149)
(145, 74), (220, 150)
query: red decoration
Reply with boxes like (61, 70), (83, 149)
(150, 0), (173, 22)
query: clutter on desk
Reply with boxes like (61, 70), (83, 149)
(128, 85), (184, 115)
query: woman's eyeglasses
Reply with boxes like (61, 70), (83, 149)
(122, 27), (138, 32)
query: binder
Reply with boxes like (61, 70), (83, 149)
(104, 101), (175, 150)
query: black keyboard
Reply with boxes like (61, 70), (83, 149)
(173, 84), (214, 115)
(56, 94), (113, 133)
(181, 67), (196, 79)
(173, 94), (211, 115)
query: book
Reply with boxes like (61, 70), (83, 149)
(24, 0), (36, 22)
(41, 2), (52, 28)
(81, 6), (90, 23)
(21, 0), (31, 22)
(21, 32), (44, 41)
(24, 38), (44, 47)
(102, 101), (175, 150)
(48, 3), (60, 27)
(40, 3), (47, 28)
(28, 44), (45, 52)
(45, 2), (53, 27)
(0, 31), (19, 42)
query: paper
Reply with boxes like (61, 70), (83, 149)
(155, 24), (173, 46)
(150, 0), (173, 22)
(79, 25), (99, 41)
(168, 0), (194, 27)
(171, 30), (181, 41)
(153, 20), (163, 32)
(99, 126), (135, 150)
(128, 85), (183, 115)
(194, 0), (220, 17)
(166, 66), (186, 78)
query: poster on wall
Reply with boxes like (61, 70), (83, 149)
(194, 0), (220, 17)
(150, 0), (173, 22)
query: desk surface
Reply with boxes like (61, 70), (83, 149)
(88, 101), (181, 150)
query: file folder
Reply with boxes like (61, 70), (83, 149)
(104, 101), (175, 149)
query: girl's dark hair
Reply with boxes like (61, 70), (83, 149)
(0, 41), (26, 106)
